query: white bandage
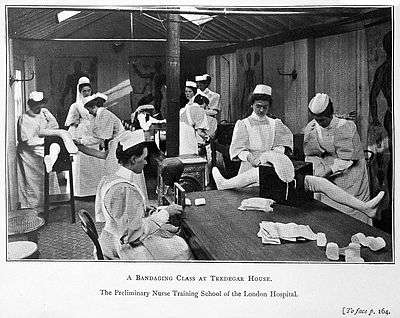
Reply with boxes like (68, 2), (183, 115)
(316, 232), (327, 247)
(194, 198), (206, 206)
(326, 242), (339, 260)
(44, 143), (61, 173)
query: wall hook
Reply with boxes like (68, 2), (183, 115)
(9, 71), (35, 86)
(277, 68), (297, 80)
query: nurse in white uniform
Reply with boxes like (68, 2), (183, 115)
(179, 81), (209, 155)
(229, 84), (293, 181)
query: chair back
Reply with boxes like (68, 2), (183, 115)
(78, 210), (104, 260)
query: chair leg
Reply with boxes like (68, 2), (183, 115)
(43, 171), (50, 222)
(68, 164), (76, 223)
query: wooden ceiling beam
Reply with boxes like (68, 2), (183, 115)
(234, 16), (269, 34)
(193, 8), (391, 55)
(45, 12), (112, 39)
(222, 16), (257, 39)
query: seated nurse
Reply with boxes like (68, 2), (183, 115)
(230, 84), (293, 181)
(95, 130), (192, 260)
(303, 93), (371, 224)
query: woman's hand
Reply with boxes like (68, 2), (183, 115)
(196, 129), (209, 141)
(164, 203), (183, 216)
(247, 153), (261, 167)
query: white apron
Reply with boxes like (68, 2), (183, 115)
(179, 107), (198, 155)
(238, 117), (276, 174)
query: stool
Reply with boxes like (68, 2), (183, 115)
(8, 211), (45, 244)
(44, 136), (76, 223)
(7, 241), (39, 259)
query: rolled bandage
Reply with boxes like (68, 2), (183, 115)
(326, 242), (339, 260)
(44, 143), (61, 173)
(316, 232), (327, 247)
(194, 198), (206, 206)
(367, 236), (386, 251)
(351, 233), (368, 246)
(343, 242), (361, 255)
(345, 255), (365, 263)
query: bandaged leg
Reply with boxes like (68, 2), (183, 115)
(212, 167), (258, 190)
(44, 143), (61, 173)
(41, 129), (78, 154)
(304, 175), (384, 219)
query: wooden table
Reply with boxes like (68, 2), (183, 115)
(182, 188), (392, 262)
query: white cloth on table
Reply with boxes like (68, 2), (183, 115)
(17, 109), (60, 208)
(96, 166), (191, 260)
(303, 116), (370, 224)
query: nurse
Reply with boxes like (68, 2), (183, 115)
(76, 93), (149, 204)
(303, 93), (371, 224)
(64, 76), (92, 136)
(64, 77), (107, 197)
(179, 81), (209, 155)
(17, 91), (78, 209)
(230, 84), (293, 179)
(195, 74), (220, 139)
(95, 130), (192, 260)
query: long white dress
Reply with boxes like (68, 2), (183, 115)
(303, 116), (370, 224)
(65, 87), (105, 197)
(202, 88), (220, 138)
(230, 112), (293, 176)
(17, 108), (60, 208)
(179, 100), (209, 156)
(95, 166), (191, 260)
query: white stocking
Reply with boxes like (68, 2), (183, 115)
(44, 143), (61, 173)
(304, 175), (384, 218)
(212, 167), (258, 190)
(41, 129), (78, 154)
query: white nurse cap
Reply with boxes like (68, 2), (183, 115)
(308, 93), (330, 114)
(119, 130), (146, 151)
(185, 81), (197, 88)
(253, 84), (272, 96)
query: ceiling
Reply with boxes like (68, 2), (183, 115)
(7, 6), (391, 52)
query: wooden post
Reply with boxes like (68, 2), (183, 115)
(165, 14), (181, 157)
(7, 38), (19, 210)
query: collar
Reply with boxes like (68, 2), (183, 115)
(321, 115), (339, 130)
(249, 112), (270, 122)
(115, 166), (133, 181)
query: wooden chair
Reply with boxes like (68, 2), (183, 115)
(44, 136), (76, 223)
(78, 210), (104, 260)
